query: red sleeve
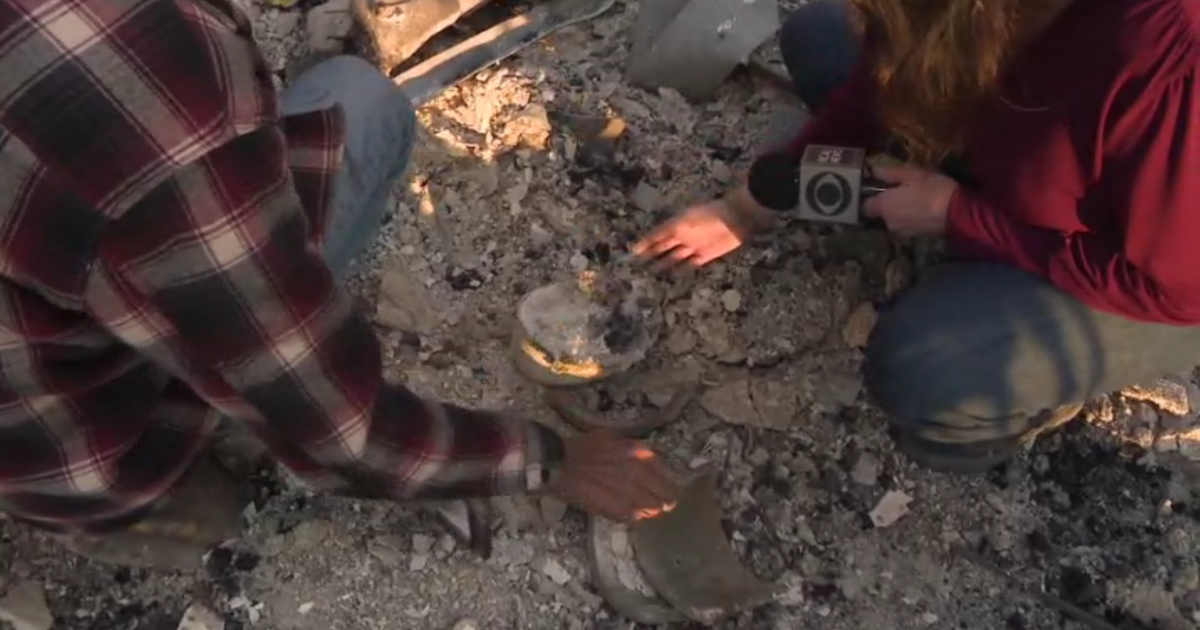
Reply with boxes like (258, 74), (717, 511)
(1045, 70), (1200, 323)
(784, 58), (885, 156)
(948, 70), (1200, 324)
(944, 189), (1059, 275)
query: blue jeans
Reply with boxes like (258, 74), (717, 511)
(281, 55), (416, 278)
(780, 2), (1200, 470)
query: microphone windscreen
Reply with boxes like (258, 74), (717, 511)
(746, 151), (801, 211)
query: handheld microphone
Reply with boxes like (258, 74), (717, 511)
(746, 145), (896, 224)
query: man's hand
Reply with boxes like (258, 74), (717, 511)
(547, 430), (679, 522)
(632, 186), (771, 270)
(863, 166), (959, 237)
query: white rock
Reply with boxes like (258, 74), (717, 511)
(630, 182), (662, 213)
(0, 582), (53, 630)
(305, 0), (353, 53)
(850, 453), (881, 486)
(869, 490), (913, 528)
(541, 558), (573, 585)
(720, 289), (742, 313)
(177, 604), (224, 630)
(412, 533), (436, 554)
(297, 602), (315, 615)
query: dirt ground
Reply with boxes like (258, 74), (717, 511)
(4, 1), (1200, 630)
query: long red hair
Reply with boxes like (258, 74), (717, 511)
(849, 0), (1061, 165)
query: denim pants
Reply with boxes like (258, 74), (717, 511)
(779, 2), (1200, 467)
(281, 55), (416, 278)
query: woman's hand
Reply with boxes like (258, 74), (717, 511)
(863, 166), (959, 237)
(632, 185), (772, 269)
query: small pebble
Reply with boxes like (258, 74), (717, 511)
(541, 558), (572, 585)
(721, 289), (742, 312)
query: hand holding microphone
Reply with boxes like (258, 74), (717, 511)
(746, 144), (958, 236)
(632, 144), (959, 270)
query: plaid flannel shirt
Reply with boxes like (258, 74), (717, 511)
(0, 0), (560, 533)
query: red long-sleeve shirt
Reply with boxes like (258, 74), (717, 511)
(789, 0), (1200, 324)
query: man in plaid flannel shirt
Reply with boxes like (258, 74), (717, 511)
(0, 0), (676, 566)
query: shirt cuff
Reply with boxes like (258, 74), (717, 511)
(523, 421), (565, 493)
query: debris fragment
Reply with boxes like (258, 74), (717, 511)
(720, 289), (742, 313)
(850, 453), (881, 486)
(842, 302), (878, 349)
(630, 182), (662, 213)
(540, 496), (569, 527)
(375, 268), (439, 334)
(289, 519), (331, 550)
(699, 379), (757, 427)
(1122, 378), (1192, 417)
(631, 472), (776, 624)
(0, 582), (53, 630)
(177, 604), (224, 630)
(869, 491), (913, 528)
(541, 558), (573, 585)
(305, 0), (353, 53)
(628, 0), (781, 100)
(587, 516), (683, 624)
(503, 104), (552, 150)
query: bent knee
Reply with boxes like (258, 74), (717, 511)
(863, 309), (983, 426)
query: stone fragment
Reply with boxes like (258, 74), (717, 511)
(375, 268), (439, 334)
(842, 302), (878, 349)
(176, 604), (224, 630)
(869, 491), (913, 528)
(305, 0), (353, 53)
(0, 582), (53, 630)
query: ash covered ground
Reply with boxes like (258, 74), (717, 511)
(4, 2), (1200, 630)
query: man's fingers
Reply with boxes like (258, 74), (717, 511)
(637, 463), (681, 507)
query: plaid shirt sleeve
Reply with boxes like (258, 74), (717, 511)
(92, 121), (564, 501)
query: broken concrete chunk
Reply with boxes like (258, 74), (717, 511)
(289, 519), (332, 550)
(627, 0), (780, 101)
(375, 267), (439, 334)
(631, 472), (776, 624)
(748, 377), (800, 431)
(1122, 378), (1192, 417)
(306, 0), (353, 53)
(177, 604), (224, 630)
(630, 181), (662, 213)
(720, 289), (742, 313)
(541, 557), (573, 585)
(842, 302), (878, 349)
(503, 104), (552, 150)
(699, 379), (756, 426)
(850, 453), (881, 486)
(640, 359), (702, 408)
(540, 496), (569, 526)
(869, 490), (913, 528)
(355, 0), (492, 70)
(0, 582), (53, 630)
